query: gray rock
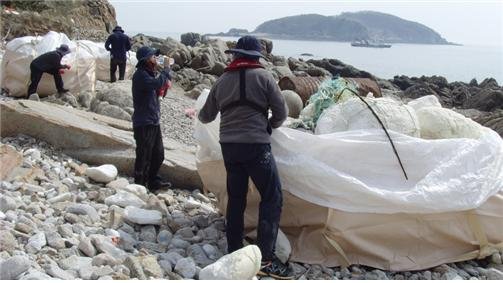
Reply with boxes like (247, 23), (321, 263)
(26, 232), (46, 253)
(91, 235), (127, 261)
(14, 222), (33, 234)
(174, 257), (197, 279)
(491, 253), (503, 265)
(58, 224), (74, 238)
(365, 269), (388, 280)
(92, 253), (120, 267)
(487, 268), (503, 280)
(201, 226), (220, 241)
(124, 256), (147, 280)
(176, 227), (194, 239)
(66, 203), (100, 222)
(136, 241), (167, 253)
(0, 230), (17, 252)
(58, 255), (92, 271)
(105, 191), (146, 208)
(78, 236), (96, 257)
(45, 263), (75, 280)
(117, 229), (137, 252)
(78, 265), (94, 280)
(47, 192), (73, 203)
(106, 178), (129, 190)
(169, 238), (191, 249)
(160, 251), (183, 266)
(18, 269), (53, 280)
(187, 244), (212, 267)
(442, 270), (462, 280)
(140, 255), (163, 278)
(0, 255), (31, 279)
(140, 225), (157, 242)
(202, 244), (221, 260)
(45, 231), (66, 249)
(159, 260), (172, 272)
(91, 266), (114, 279)
(124, 206), (162, 225)
(0, 195), (19, 212)
(157, 229), (173, 246)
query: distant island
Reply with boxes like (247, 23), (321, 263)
(209, 11), (456, 45)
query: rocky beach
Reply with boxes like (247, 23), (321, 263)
(1, 0), (503, 280)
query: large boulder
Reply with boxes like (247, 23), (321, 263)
(464, 88), (503, 112)
(403, 83), (438, 100)
(0, 0), (116, 41)
(308, 58), (373, 78)
(189, 39), (230, 76)
(0, 100), (202, 190)
(181, 32), (207, 47)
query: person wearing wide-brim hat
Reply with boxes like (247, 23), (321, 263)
(27, 44), (72, 98)
(105, 25), (131, 82)
(198, 35), (292, 279)
(131, 46), (172, 192)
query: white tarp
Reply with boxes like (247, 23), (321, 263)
(194, 90), (503, 214)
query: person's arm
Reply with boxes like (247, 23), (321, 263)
(198, 85), (219, 124)
(125, 36), (131, 51)
(141, 68), (171, 92)
(105, 35), (112, 51)
(267, 76), (287, 128)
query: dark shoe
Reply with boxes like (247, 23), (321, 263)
(257, 256), (294, 280)
(57, 88), (69, 94)
(148, 180), (172, 192)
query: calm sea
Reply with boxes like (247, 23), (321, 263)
(135, 31), (503, 84)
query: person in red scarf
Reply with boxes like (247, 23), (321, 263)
(198, 36), (291, 279)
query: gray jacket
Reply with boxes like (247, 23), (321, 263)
(198, 68), (287, 144)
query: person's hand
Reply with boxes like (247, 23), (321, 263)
(64, 64), (71, 70)
(185, 108), (197, 119)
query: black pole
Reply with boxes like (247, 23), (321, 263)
(341, 87), (409, 180)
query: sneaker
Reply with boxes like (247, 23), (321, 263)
(257, 256), (294, 280)
(57, 88), (69, 94)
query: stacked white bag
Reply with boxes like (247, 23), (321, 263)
(77, 40), (137, 82)
(0, 31), (137, 97)
(1, 31), (95, 97)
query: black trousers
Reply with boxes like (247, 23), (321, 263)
(133, 125), (164, 189)
(27, 65), (64, 97)
(220, 143), (283, 261)
(110, 58), (126, 82)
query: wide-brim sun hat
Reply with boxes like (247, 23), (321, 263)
(136, 46), (158, 62)
(56, 44), (71, 55)
(225, 35), (264, 58)
(113, 26), (124, 33)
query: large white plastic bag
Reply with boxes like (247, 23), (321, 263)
(194, 92), (503, 214)
(416, 106), (484, 139)
(315, 97), (420, 137)
(1, 31), (96, 97)
(77, 40), (137, 82)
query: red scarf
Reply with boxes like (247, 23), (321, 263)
(224, 58), (264, 72)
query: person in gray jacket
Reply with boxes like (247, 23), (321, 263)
(198, 36), (291, 279)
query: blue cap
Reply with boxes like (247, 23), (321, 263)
(225, 36), (264, 58)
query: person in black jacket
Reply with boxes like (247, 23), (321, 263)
(105, 26), (131, 82)
(27, 44), (71, 98)
(132, 46), (172, 192)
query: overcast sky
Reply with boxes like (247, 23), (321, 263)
(109, 0), (503, 46)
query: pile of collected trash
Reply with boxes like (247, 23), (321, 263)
(0, 31), (137, 97)
(194, 78), (503, 270)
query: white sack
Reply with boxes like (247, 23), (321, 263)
(315, 97), (420, 137)
(1, 31), (96, 97)
(416, 106), (484, 139)
(194, 90), (503, 214)
(407, 95), (442, 111)
(77, 40), (137, 82)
